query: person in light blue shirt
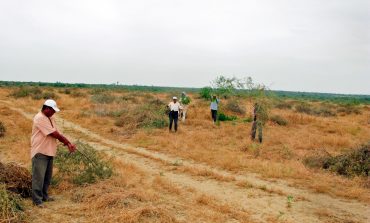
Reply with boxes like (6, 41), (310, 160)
(210, 95), (219, 123)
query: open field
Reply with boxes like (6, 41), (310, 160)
(0, 84), (369, 223)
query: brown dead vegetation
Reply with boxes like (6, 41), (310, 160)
(0, 87), (369, 223)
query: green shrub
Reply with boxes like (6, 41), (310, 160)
(270, 115), (288, 126)
(89, 88), (106, 95)
(0, 122), (5, 137)
(10, 87), (42, 99)
(151, 119), (167, 128)
(304, 145), (370, 177)
(59, 88), (85, 97)
(295, 102), (312, 114)
(10, 88), (30, 98)
(243, 117), (253, 123)
(71, 91), (86, 98)
(295, 102), (337, 117)
(9, 87), (58, 100)
(323, 144), (369, 177)
(274, 100), (293, 110)
(54, 142), (113, 185)
(199, 87), (213, 100)
(225, 99), (246, 115)
(91, 93), (116, 104)
(114, 98), (168, 129)
(218, 112), (237, 121)
(0, 184), (24, 222)
(135, 100), (168, 128)
(337, 104), (362, 115)
(313, 106), (337, 117)
(180, 96), (191, 105)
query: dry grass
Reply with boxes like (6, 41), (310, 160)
(0, 97), (257, 222)
(0, 162), (32, 198)
(68, 178), (177, 223)
(0, 86), (369, 220)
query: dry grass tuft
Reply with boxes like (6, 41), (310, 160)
(66, 175), (179, 223)
(120, 207), (177, 223)
(0, 162), (31, 198)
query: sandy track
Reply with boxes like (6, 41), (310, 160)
(2, 101), (369, 223)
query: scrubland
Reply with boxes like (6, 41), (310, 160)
(0, 85), (369, 223)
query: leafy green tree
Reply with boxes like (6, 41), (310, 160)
(199, 87), (213, 100)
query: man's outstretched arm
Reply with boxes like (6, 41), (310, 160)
(49, 131), (76, 152)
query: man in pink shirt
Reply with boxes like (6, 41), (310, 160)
(31, 99), (76, 207)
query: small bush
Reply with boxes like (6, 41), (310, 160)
(115, 98), (168, 129)
(218, 112), (237, 121)
(243, 117), (253, 123)
(0, 122), (5, 137)
(10, 87), (42, 99)
(323, 144), (369, 177)
(180, 96), (191, 105)
(274, 100), (293, 110)
(303, 149), (331, 169)
(9, 87), (58, 100)
(0, 184), (24, 223)
(295, 102), (312, 114)
(94, 108), (126, 118)
(313, 106), (337, 117)
(0, 162), (32, 198)
(60, 88), (71, 94)
(136, 101), (168, 128)
(89, 88), (106, 95)
(71, 91), (86, 98)
(337, 104), (362, 115)
(304, 145), (370, 177)
(199, 87), (213, 100)
(270, 115), (288, 126)
(295, 102), (337, 117)
(151, 119), (167, 128)
(91, 93), (116, 104)
(225, 99), (246, 115)
(120, 95), (138, 103)
(54, 142), (113, 185)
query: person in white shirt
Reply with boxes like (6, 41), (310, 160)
(210, 95), (219, 123)
(168, 96), (182, 132)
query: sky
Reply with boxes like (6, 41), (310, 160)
(0, 0), (369, 94)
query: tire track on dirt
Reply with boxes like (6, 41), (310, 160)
(3, 102), (369, 223)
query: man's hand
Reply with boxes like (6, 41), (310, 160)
(67, 143), (77, 153)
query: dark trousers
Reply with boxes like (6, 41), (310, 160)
(32, 153), (53, 205)
(169, 111), (179, 131)
(251, 121), (263, 143)
(211, 109), (217, 122)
